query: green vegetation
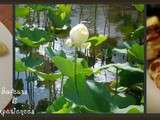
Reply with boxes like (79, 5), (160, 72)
(15, 4), (144, 113)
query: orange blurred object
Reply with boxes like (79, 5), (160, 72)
(0, 4), (13, 110)
(0, 5), (13, 33)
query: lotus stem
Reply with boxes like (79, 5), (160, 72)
(74, 47), (79, 98)
(115, 67), (119, 95)
(60, 75), (64, 96)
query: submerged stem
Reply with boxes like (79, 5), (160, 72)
(17, 72), (20, 79)
(48, 81), (52, 102)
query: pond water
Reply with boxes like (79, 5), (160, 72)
(15, 4), (140, 109)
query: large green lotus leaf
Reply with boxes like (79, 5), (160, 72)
(17, 27), (52, 48)
(16, 5), (30, 17)
(112, 94), (136, 108)
(83, 68), (93, 76)
(63, 74), (90, 108)
(52, 56), (92, 78)
(133, 4), (144, 12)
(88, 34), (108, 47)
(37, 72), (61, 82)
(28, 68), (61, 82)
(95, 63), (143, 73)
(119, 69), (144, 87)
(53, 56), (112, 112)
(86, 80), (112, 112)
(17, 37), (46, 48)
(130, 26), (144, 40)
(128, 44), (144, 64)
(47, 96), (97, 113)
(16, 59), (27, 72)
(63, 75), (112, 112)
(48, 5), (71, 28)
(45, 47), (66, 59)
(22, 53), (43, 68)
(47, 96), (72, 113)
(52, 56), (83, 79)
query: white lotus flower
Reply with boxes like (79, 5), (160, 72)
(81, 42), (91, 49)
(65, 38), (72, 47)
(69, 24), (89, 47)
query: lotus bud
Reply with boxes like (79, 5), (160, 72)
(69, 24), (89, 47)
